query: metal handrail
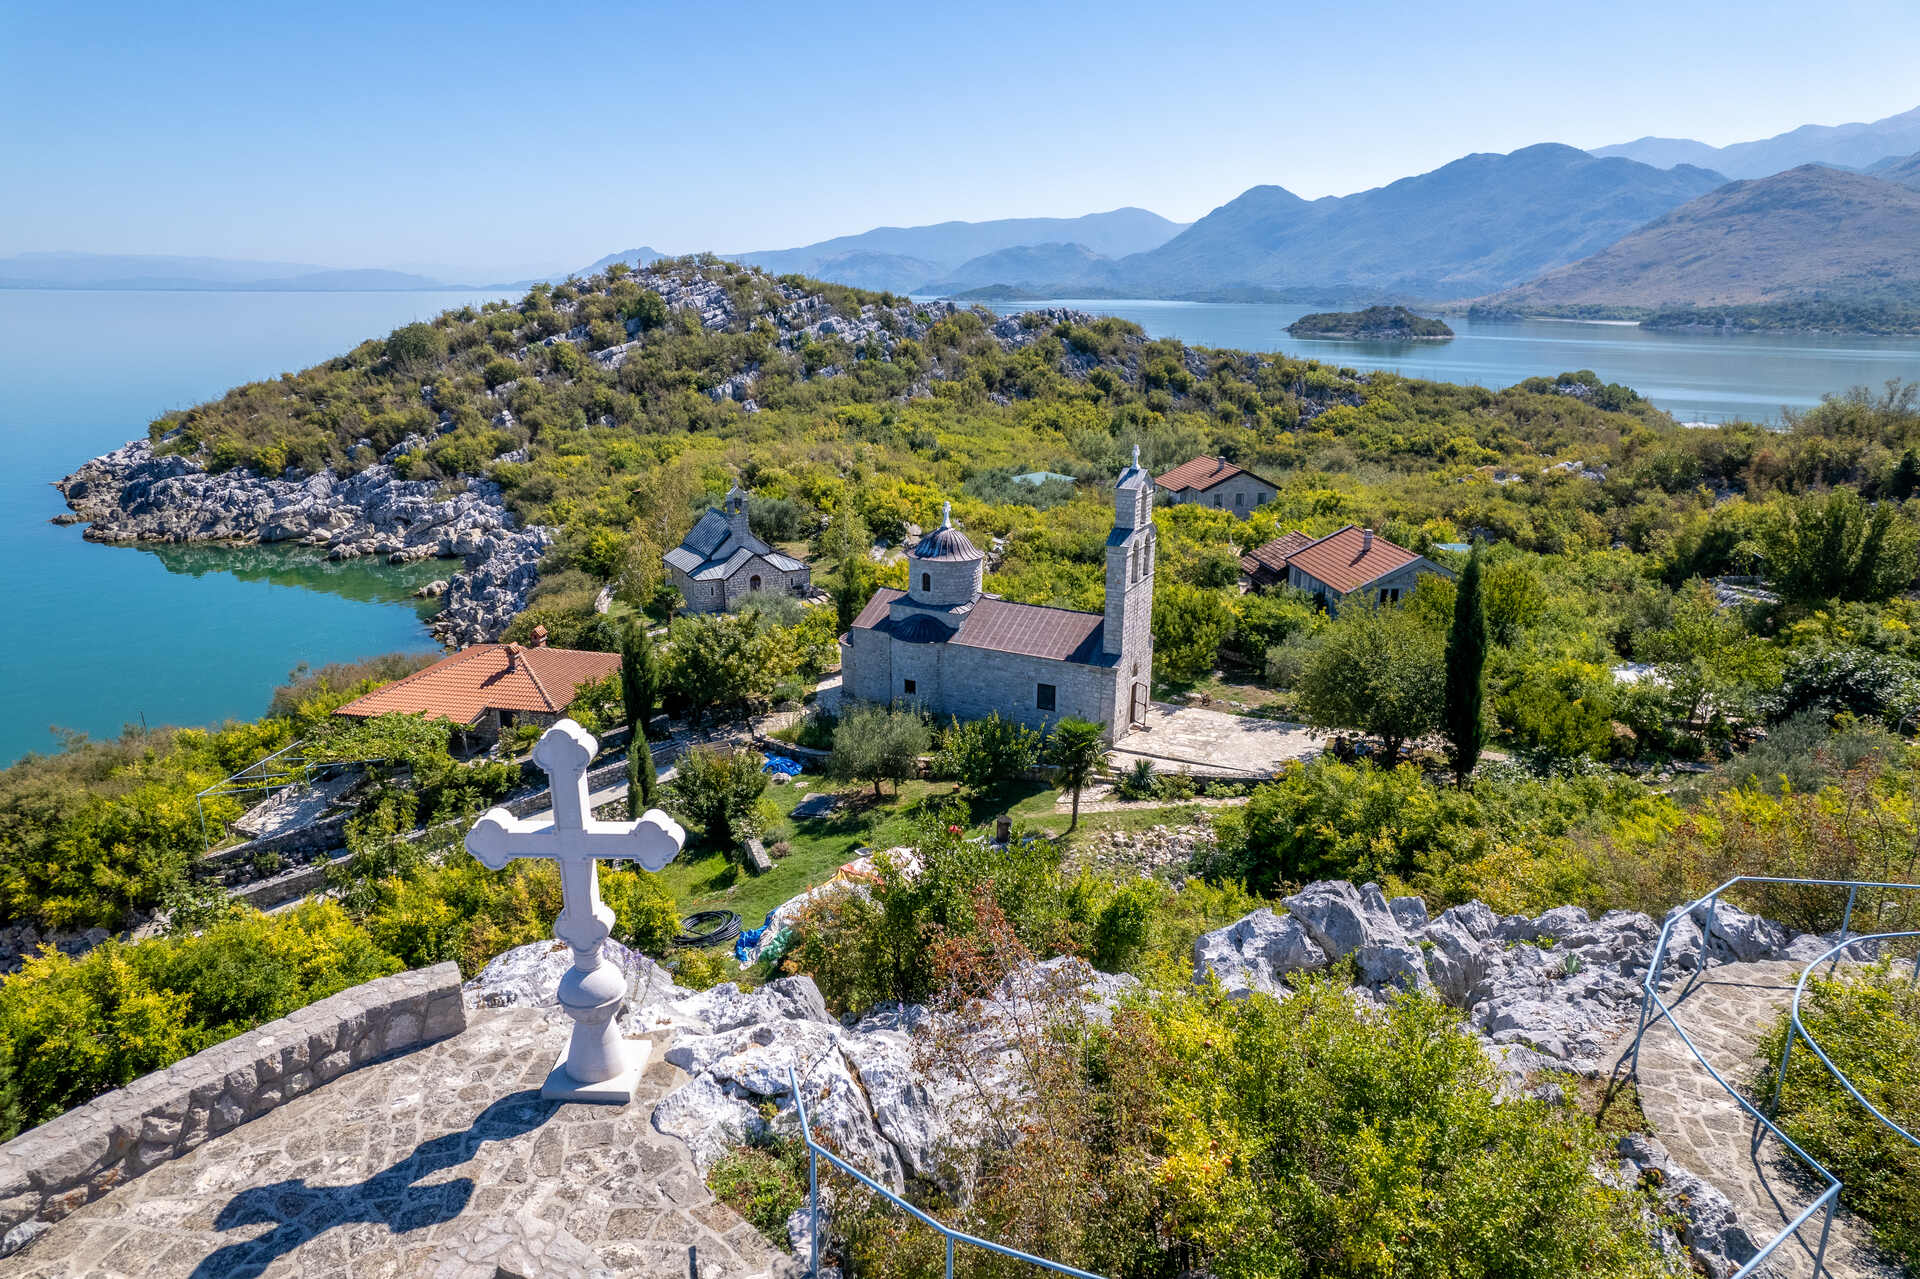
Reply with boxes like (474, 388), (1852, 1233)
(1631, 875), (1920, 1278)
(785, 1066), (1105, 1279)
(1769, 929), (1920, 1143)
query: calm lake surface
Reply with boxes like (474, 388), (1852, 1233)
(3, 288), (1918, 765)
(0, 289), (495, 765)
(972, 299), (1920, 426)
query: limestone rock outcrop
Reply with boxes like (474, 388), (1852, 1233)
(55, 438), (549, 646)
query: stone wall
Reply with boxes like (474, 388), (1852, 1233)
(0, 963), (465, 1248)
(1161, 473), (1274, 517)
(842, 626), (1123, 734)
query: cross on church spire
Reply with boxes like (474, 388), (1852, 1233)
(940, 500), (952, 528)
(466, 719), (685, 1102)
(1133, 442), (1140, 468)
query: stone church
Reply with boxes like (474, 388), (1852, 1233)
(841, 453), (1156, 735)
(663, 485), (812, 614)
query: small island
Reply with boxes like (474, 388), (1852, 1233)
(1287, 305), (1454, 340)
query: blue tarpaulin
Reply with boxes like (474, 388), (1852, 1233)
(763, 754), (803, 775)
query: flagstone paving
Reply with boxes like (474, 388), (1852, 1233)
(14, 1008), (791, 1279)
(1614, 959), (1907, 1279)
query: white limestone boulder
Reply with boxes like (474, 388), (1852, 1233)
(1192, 908), (1326, 999)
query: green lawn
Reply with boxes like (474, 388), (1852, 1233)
(655, 772), (1229, 922)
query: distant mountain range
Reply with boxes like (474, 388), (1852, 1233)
(1478, 163), (1920, 316)
(0, 252), (453, 292)
(15, 106), (1920, 332)
(1592, 104), (1920, 179)
(1090, 145), (1727, 299)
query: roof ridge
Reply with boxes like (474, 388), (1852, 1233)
(517, 648), (560, 712)
(336, 643), (485, 714)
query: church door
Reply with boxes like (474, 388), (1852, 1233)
(749, 574), (762, 591)
(1130, 682), (1147, 725)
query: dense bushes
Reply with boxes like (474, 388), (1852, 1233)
(0, 901), (399, 1139)
(1759, 964), (1920, 1267)
(837, 975), (1661, 1278)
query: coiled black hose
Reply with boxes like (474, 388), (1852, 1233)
(674, 909), (741, 948)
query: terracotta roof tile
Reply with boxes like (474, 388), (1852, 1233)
(334, 644), (621, 726)
(1240, 530), (1316, 579)
(1283, 525), (1422, 594)
(1154, 455), (1281, 494)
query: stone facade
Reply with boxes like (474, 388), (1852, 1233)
(1288, 556), (1439, 609)
(0, 963), (465, 1248)
(841, 464), (1155, 736)
(1161, 470), (1274, 517)
(663, 487), (812, 614)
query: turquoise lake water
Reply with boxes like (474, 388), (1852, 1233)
(0, 289), (493, 765)
(3, 288), (1918, 765)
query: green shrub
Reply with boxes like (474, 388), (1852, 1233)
(667, 747), (768, 852)
(932, 712), (1041, 791)
(1758, 964), (1920, 1267)
(0, 901), (400, 1138)
(708, 1138), (809, 1244)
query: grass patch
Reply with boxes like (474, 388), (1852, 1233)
(708, 1138), (809, 1245)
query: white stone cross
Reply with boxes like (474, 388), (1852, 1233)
(466, 718), (685, 1103)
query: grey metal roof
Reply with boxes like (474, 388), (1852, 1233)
(668, 507), (807, 582)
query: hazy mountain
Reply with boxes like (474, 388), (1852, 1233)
(575, 246), (668, 276)
(1868, 150), (1920, 190)
(0, 252), (454, 291)
(1592, 105), (1920, 178)
(1100, 145), (1725, 299)
(921, 242), (1115, 295)
(729, 208), (1186, 286)
(1481, 165), (1920, 310)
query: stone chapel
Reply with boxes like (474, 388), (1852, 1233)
(840, 453), (1155, 735)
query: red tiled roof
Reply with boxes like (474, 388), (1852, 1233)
(1282, 525), (1421, 594)
(334, 644), (621, 726)
(1240, 530), (1316, 579)
(1155, 455), (1279, 494)
(953, 597), (1107, 664)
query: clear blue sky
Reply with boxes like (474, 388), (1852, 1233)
(4, 0), (1917, 279)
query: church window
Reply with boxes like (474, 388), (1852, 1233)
(904, 679), (916, 695)
(749, 574), (761, 591)
(1036, 683), (1057, 712)
(921, 572), (931, 593)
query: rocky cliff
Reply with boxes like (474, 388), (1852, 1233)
(56, 436), (548, 646)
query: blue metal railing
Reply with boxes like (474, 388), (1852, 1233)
(1631, 876), (1920, 1278)
(785, 1066), (1105, 1279)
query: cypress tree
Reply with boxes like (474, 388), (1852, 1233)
(628, 718), (658, 812)
(620, 621), (661, 813)
(1442, 542), (1490, 787)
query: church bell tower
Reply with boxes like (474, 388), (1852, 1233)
(1105, 447), (1156, 708)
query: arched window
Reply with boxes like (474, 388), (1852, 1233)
(921, 572), (931, 593)
(749, 574), (761, 592)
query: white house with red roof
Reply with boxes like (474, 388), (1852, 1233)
(840, 456), (1156, 734)
(1242, 525), (1452, 611)
(1153, 455), (1281, 518)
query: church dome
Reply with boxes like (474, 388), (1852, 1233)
(911, 503), (982, 562)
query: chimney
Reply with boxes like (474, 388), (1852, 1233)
(530, 624), (549, 648)
(1362, 528), (1374, 554)
(504, 643), (521, 671)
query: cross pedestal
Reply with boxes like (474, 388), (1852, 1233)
(466, 719), (685, 1104)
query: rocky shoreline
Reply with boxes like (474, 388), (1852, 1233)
(54, 436), (549, 646)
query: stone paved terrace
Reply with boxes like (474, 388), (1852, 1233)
(1614, 958), (1908, 1279)
(15, 1009), (789, 1279)
(1112, 702), (1320, 776)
